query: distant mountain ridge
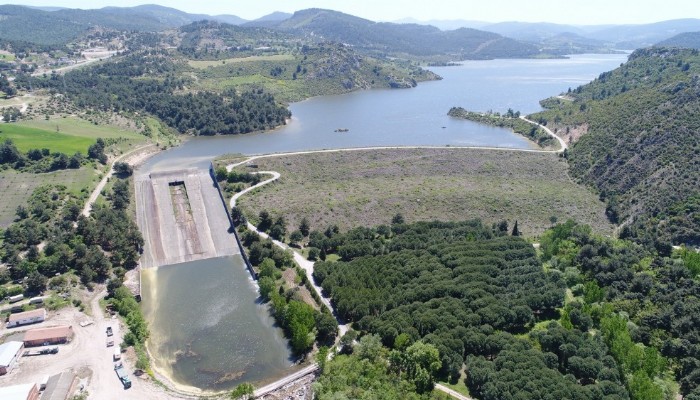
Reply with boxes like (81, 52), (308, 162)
(0, 4), (249, 45)
(657, 31), (700, 49)
(247, 8), (540, 59)
(397, 17), (700, 51)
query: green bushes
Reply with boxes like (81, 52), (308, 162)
(111, 286), (149, 346)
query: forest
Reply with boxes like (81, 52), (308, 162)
(306, 219), (694, 399)
(14, 52), (291, 136)
(531, 47), (700, 247)
(0, 168), (143, 290)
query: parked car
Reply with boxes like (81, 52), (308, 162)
(106, 326), (113, 336)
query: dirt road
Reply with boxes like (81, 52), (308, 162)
(82, 144), (157, 218)
(229, 170), (350, 339)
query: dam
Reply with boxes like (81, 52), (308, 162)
(135, 166), (295, 390)
(135, 168), (239, 269)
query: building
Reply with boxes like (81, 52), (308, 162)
(42, 371), (78, 400)
(0, 383), (40, 400)
(23, 326), (73, 347)
(0, 341), (24, 375)
(7, 308), (46, 328)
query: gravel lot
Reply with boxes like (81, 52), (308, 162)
(0, 288), (173, 400)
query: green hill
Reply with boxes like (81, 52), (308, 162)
(532, 47), (700, 247)
(256, 8), (540, 59)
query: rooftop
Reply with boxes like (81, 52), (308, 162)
(0, 341), (23, 367)
(23, 325), (73, 342)
(42, 371), (77, 400)
(8, 308), (46, 322)
(0, 383), (36, 400)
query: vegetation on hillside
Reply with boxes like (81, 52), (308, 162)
(1, 172), (143, 294)
(16, 52), (291, 136)
(255, 8), (541, 59)
(532, 47), (700, 246)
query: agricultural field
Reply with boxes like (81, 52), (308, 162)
(0, 167), (96, 227)
(0, 123), (95, 153)
(2, 117), (146, 154)
(230, 148), (613, 238)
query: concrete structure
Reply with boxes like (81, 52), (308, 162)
(42, 371), (78, 400)
(135, 168), (239, 269)
(0, 383), (40, 400)
(23, 325), (74, 347)
(0, 340), (24, 375)
(7, 308), (46, 328)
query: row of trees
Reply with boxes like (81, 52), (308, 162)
(238, 230), (337, 355)
(0, 137), (106, 173)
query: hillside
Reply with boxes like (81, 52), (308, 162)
(586, 18), (700, 48)
(0, 4), (247, 46)
(177, 21), (439, 102)
(657, 31), (700, 49)
(532, 47), (700, 247)
(255, 8), (541, 59)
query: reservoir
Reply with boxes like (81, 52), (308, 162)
(139, 53), (629, 391)
(142, 53), (627, 172)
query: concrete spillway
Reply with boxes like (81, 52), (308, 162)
(135, 168), (239, 269)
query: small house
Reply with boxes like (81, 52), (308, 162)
(7, 308), (46, 328)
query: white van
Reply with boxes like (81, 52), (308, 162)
(113, 347), (121, 361)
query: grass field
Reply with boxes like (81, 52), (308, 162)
(0, 168), (96, 227)
(0, 124), (95, 153)
(0, 118), (146, 154)
(188, 54), (295, 69)
(230, 148), (613, 238)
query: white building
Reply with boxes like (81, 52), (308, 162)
(7, 308), (46, 328)
(0, 341), (24, 375)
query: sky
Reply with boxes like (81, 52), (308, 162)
(6, 0), (700, 25)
